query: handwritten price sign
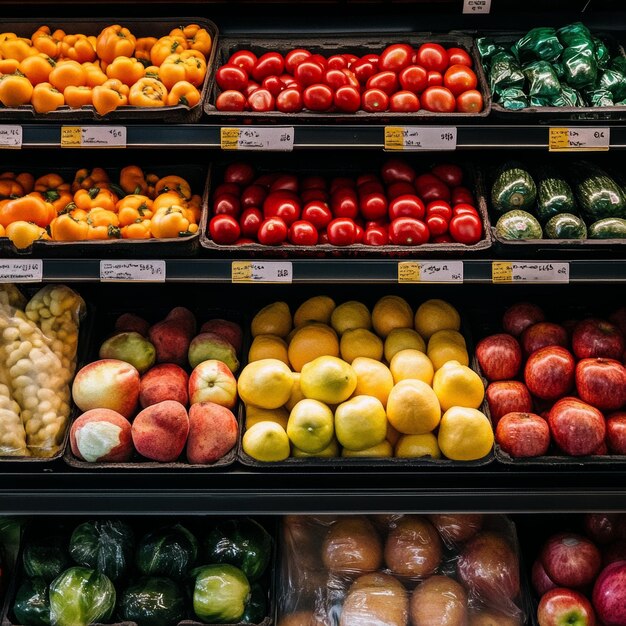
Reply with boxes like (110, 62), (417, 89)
(61, 126), (127, 148)
(232, 261), (292, 283)
(492, 262), (569, 283)
(100, 260), (166, 282)
(221, 127), (294, 151)
(549, 128), (610, 152)
(0, 126), (22, 148)
(463, 0), (491, 12)
(398, 261), (463, 283)
(0, 260), (43, 282)
(385, 127), (457, 151)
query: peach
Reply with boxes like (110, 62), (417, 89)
(131, 400), (189, 462)
(140, 363), (189, 408)
(149, 319), (191, 366)
(186, 401), (238, 464)
(72, 359), (140, 418)
(189, 359), (238, 408)
(70, 408), (133, 462)
(166, 306), (197, 337)
(99, 331), (156, 374)
(114, 312), (150, 337)
(200, 318), (243, 354)
(188, 332), (240, 372)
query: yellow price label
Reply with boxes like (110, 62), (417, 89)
(549, 128), (570, 151)
(549, 127), (610, 152)
(492, 262), (513, 283)
(384, 127), (405, 150)
(398, 262), (421, 283)
(221, 128), (241, 150)
(61, 126), (82, 147)
(231, 261), (253, 282)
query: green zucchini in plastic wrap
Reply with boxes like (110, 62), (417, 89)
(545, 213), (587, 239)
(589, 217), (626, 238)
(491, 162), (537, 214)
(13, 577), (50, 626)
(23, 538), (70, 583)
(69, 519), (134, 582)
(49, 567), (115, 626)
(136, 523), (199, 579)
(241, 582), (268, 624)
(570, 161), (626, 222)
(495, 210), (543, 240)
(523, 61), (561, 98)
(192, 563), (251, 624)
(204, 518), (272, 582)
(536, 169), (576, 222)
(513, 27), (563, 63)
(117, 576), (186, 626)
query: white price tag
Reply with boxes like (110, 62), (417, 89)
(492, 262), (569, 283)
(232, 261), (292, 283)
(0, 260), (43, 282)
(463, 0), (491, 13)
(398, 261), (463, 283)
(100, 260), (166, 282)
(221, 127), (294, 151)
(549, 127), (610, 152)
(0, 126), (22, 148)
(61, 126), (126, 147)
(385, 127), (457, 151)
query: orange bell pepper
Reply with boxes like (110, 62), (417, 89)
(186, 193), (203, 223)
(0, 59), (20, 74)
(96, 25), (136, 64)
(64, 85), (93, 108)
(60, 34), (96, 64)
(145, 173), (159, 199)
(0, 224), (5, 237)
(171, 24), (212, 57)
(83, 62), (108, 87)
(74, 187), (118, 212)
(117, 194), (153, 225)
(92, 78), (129, 116)
(5, 221), (50, 249)
(71, 167), (110, 192)
(86, 207), (119, 227)
(105, 55), (145, 87)
(0, 179), (24, 199)
(0, 36), (36, 62)
(121, 219), (151, 239)
(152, 190), (186, 212)
(35, 174), (72, 212)
(31, 82), (65, 114)
(128, 77), (167, 107)
(49, 213), (89, 241)
(31, 26), (63, 59)
(15, 172), (34, 194)
(135, 37), (158, 65)
(161, 51), (206, 87)
(167, 80), (201, 107)
(0, 194), (55, 228)
(155, 175), (192, 200)
(150, 35), (187, 67)
(150, 205), (198, 238)
(119, 165), (148, 195)
(49, 59), (87, 91)
(143, 65), (161, 80)
(0, 74), (34, 107)
(19, 53), (56, 85)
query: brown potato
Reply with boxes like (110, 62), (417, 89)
(322, 517), (383, 574)
(410, 575), (468, 626)
(384, 516), (442, 578)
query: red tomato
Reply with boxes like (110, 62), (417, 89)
(399, 65), (428, 93)
(225, 163), (255, 186)
(235, 238), (255, 245)
(309, 54), (328, 69)
(388, 194), (425, 220)
(243, 82), (260, 98)
(252, 52), (285, 82)
(354, 223), (365, 244)
(456, 89), (484, 113)
(451, 186), (475, 205)
(324, 69), (349, 90)
(341, 69), (361, 90)
(331, 188), (359, 219)
(262, 75), (286, 97)
(426, 200), (452, 221)
(288, 220), (319, 246)
(284, 78), (302, 91)
(263, 191), (301, 224)
(228, 50), (257, 75)
(387, 181), (416, 199)
(318, 230), (329, 244)
(358, 181), (385, 196)
(381, 159), (416, 184)
(302, 176), (326, 191)
(285, 49), (311, 74)
(239, 207), (263, 239)
(327, 54), (348, 70)
(426, 71), (443, 87)
(302, 201), (332, 229)
(342, 53), (359, 66)
(361, 54), (379, 64)
(333, 85), (360, 112)
(213, 182), (240, 199)
(330, 177), (356, 193)
(415, 43), (449, 72)
(240, 184), (267, 209)
(366, 71), (399, 96)
(361, 88), (389, 112)
(389, 91), (420, 112)
(453, 203), (479, 216)
(359, 192), (388, 221)
(327, 217), (357, 246)
(210, 214), (240, 244)
(357, 174), (380, 188)
(420, 86), (456, 112)
(379, 43), (413, 72)
(303, 84), (334, 111)
(254, 173), (279, 188)
(271, 175), (299, 193)
(364, 225), (389, 246)
(295, 60), (325, 86)
(431, 164), (464, 188)
(216, 65), (248, 91)
(426, 214), (448, 236)
(389, 217), (429, 245)
(213, 193), (240, 218)
(415, 173), (451, 202)
(447, 47), (472, 67)
(257, 217), (288, 245)
(352, 58), (378, 84)
(449, 213), (482, 244)
(301, 189), (328, 203)
(433, 234), (454, 243)
(247, 88), (275, 112)
(276, 87), (303, 113)
(216, 90), (246, 111)
(443, 64), (478, 96)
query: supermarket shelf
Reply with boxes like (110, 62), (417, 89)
(13, 124), (626, 150)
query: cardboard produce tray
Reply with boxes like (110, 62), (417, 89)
(200, 152), (493, 258)
(204, 31), (491, 124)
(0, 17), (218, 123)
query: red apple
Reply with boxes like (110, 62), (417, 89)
(609, 306), (626, 337)
(537, 588), (596, 626)
(548, 397), (606, 457)
(199, 318), (243, 355)
(475, 333), (522, 382)
(593, 439), (608, 455)
(502, 301), (545, 337)
(188, 359), (238, 408)
(521, 322), (569, 357)
(585, 513), (620, 545)
(532, 558), (558, 596)
(496, 412), (550, 458)
(525, 346), (575, 401)
(606, 412), (626, 454)
(602, 540), (626, 567)
(486, 381), (533, 426)
(576, 359), (626, 412)
(572, 318), (625, 361)
(540, 532), (602, 588)
(592, 561), (626, 625)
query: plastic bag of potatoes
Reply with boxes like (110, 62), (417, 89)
(277, 513), (527, 626)
(0, 284), (85, 458)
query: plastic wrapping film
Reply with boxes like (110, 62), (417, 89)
(276, 514), (527, 626)
(0, 285), (85, 458)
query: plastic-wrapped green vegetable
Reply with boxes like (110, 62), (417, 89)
(562, 46), (598, 89)
(513, 27), (563, 62)
(136, 523), (199, 579)
(600, 69), (626, 101)
(192, 564), (250, 624)
(489, 51), (525, 95)
(118, 576), (186, 626)
(476, 37), (505, 64)
(13, 577), (50, 626)
(585, 88), (615, 107)
(593, 36), (611, 69)
(499, 88), (529, 110)
(523, 61), (561, 98)
(23, 538), (70, 582)
(557, 22), (593, 47)
(530, 95), (555, 107)
(553, 85), (584, 107)
(611, 56), (626, 75)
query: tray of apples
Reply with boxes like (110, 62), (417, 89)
(473, 301), (626, 465)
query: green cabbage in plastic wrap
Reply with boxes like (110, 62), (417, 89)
(557, 22), (593, 47)
(513, 27), (563, 63)
(136, 523), (199, 579)
(585, 88), (615, 107)
(476, 37), (505, 65)
(23, 537), (70, 583)
(49, 567), (115, 626)
(562, 46), (598, 89)
(13, 577), (50, 626)
(499, 88), (529, 110)
(593, 36), (611, 69)
(553, 85), (584, 107)
(600, 69), (626, 101)
(117, 576), (185, 626)
(523, 61), (561, 98)
(489, 51), (525, 95)
(192, 563), (250, 624)
(69, 520), (134, 582)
